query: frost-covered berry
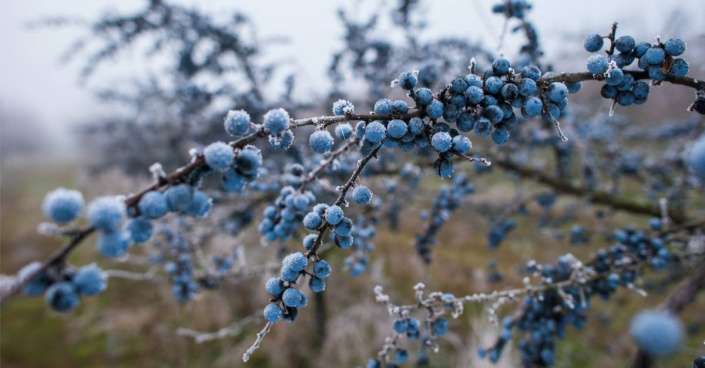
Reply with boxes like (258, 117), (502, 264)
(586, 54), (609, 74)
(203, 142), (234, 172)
(309, 276), (326, 292)
(364, 121), (387, 143)
(374, 99), (393, 115)
(284, 252), (308, 272)
(483, 105), (504, 124)
(185, 190), (211, 217)
(435, 158), (453, 178)
(426, 100), (444, 119)
(222, 170), (248, 192)
(97, 229), (131, 258)
(432, 318), (449, 337)
(396, 349), (409, 363)
(398, 71), (418, 90)
(334, 217), (353, 236)
(282, 288), (304, 307)
(45, 282), (79, 312)
(138, 191), (168, 219)
(546, 82), (568, 103)
(668, 58), (689, 77)
(332, 99), (354, 116)
(281, 264), (299, 282)
(583, 33), (604, 52)
(387, 119), (408, 139)
(452, 135), (472, 154)
(335, 234), (353, 249)
(521, 65), (541, 81)
(17, 262), (51, 296)
(492, 57), (511, 75)
(431, 132), (452, 152)
(126, 218), (153, 243)
(325, 205), (344, 226)
(664, 38), (686, 56)
(87, 196), (126, 232)
(393, 100), (408, 114)
(415, 88), (434, 107)
(264, 302), (283, 322)
(313, 260), (331, 278)
(269, 130), (295, 150)
(689, 135), (705, 175)
(303, 212), (323, 230)
(334, 123), (353, 139)
(352, 185), (373, 205)
(224, 110), (250, 136)
(309, 130), (335, 154)
(42, 188), (84, 223)
(484, 76), (503, 94)
(165, 184), (193, 212)
(266, 277), (285, 297)
(465, 86), (484, 104)
(235, 146), (263, 176)
(522, 97), (542, 118)
(630, 310), (684, 357)
(393, 318), (407, 333)
(263, 108), (290, 134)
(303, 233), (318, 251)
(474, 118), (492, 137)
(615, 35), (635, 53)
(518, 78), (537, 97)
(72, 264), (107, 296)
(644, 47), (666, 65)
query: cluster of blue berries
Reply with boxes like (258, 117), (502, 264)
(487, 218), (516, 249)
(584, 31), (689, 107)
(302, 204), (354, 248)
(262, 253), (331, 323)
(260, 186), (316, 242)
(343, 215), (377, 277)
(480, 222), (682, 367)
(416, 173), (474, 263)
(18, 262), (106, 312)
(165, 253), (198, 303)
(569, 225), (589, 245)
(263, 108), (295, 150)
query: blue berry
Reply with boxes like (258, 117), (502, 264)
(335, 234), (353, 249)
(546, 82), (568, 102)
(309, 130), (334, 154)
(284, 252), (308, 272)
(431, 132), (452, 152)
(586, 54), (609, 74)
(484, 76), (504, 94)
(522, 97), (543, 118)
(364, 121), (387, 143)
(457, 113), (476, 132)
(263, 108), (290, 134)
(435, 158), (453, 178)
(138, 191), (168, 219)
(664, 38), (686, 56)
(668, 58), (689, 77)
(392, 318), (407, 333)
(224, 110), (250, 136)
(398, 71), (418, 90)
(452, 135), (472, 154)
(303, 212), (323, 230)
(392, 100), (408, 114)
(634, 42), (651, 57)
(483, 105), (504, 124)
(387, 120), (408, 139)
(518, 78), (537, 96)
(282, 288), (304, 307)
(432, 318), (449, 337)
(313, 260), (331, 278)
(269, 130), (295, 150)
(204, 142), (234, 172)
(605, 68), (625, 86)
(374, 99), (393, 114)
(184, 190), (211, 217)
(97, 229), (131, 258)
(465, 86), (484, 104)
(352, 186), (373, 205)
(281, 264), (300, 282)
(689, 135), (705, 175)
(266, 277), (285, 297)
(44, 282), (79, 312)
(630, 310), (684, 357)
(264, 302), (283, 322)
(521, 65), (541, 81)
(165, 184), (193, 211)
(234, 146), (262, 176)
(632, 81), (649, 99)
(474, 117), (493, 137)
(332, 99), (354, 116)
(415, 88), (434, 106)
(492, 57), (511, 75)
(222, 169), (248, 192)
(566, 82), (582, 93)
(492, 128), (510, 145)
(87, 196), (125, 232)
(126, 218), (153, 243)
(615, 35), (635, 52)
(500, 83), (519, 100)
(583, 33), (604, 52)
(644, 47), (666, 65)
(465, 73), (483, 87)
(42, 188), (84, 224)
(334, 123), (353, 139)
(73, 264), (107, 296)
(426, 100), (444, 119)
(309, 276), (326, 292)
(648, 65), (666, 81)
(324, 205), (344, 226)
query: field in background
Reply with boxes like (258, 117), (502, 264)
(1, 157), (703, 368)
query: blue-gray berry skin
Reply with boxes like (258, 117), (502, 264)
(165, 184), (193, 212)
(364, 121), (387, 143)
(45, 282), (80, 312)
(668, 58), (689, 77)
(414, 88), (434, 106)
(263, 108), (290, 134)
(87, 196), (126, 232)
(614, 35), (635, 53)
(309, 130), (334, 154)
(126, 218), (153, 243)
(586, 54), (609, 74)
(97, 229), (131, 258)
(398, 71), (417, 90)
(492, 57), (511, 75)
(431, 132), (452, 152)
(203, 142), (234, 172)
(224, 109), (250, 136)
(73, 264), (107, 296)
(583, 33), (604, 52)
(643, 47), (666, 65)
(630, 310), (684, 357)
(138, 191), (169, 219)
(185, 191), (211, 217)
(664, 38), (686, 56)
(352, 185), (373, 205)
(373, 99), (393, 115)
(426, 100), (444, 119)
(263, 302), (283, 322)
(313, 260), (331, 278)
(42, 188), (84, 223)
(332, 99), (354, 116)
(17, 262), (52, 296)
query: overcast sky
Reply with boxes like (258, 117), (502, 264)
(1, 0), (703, 156)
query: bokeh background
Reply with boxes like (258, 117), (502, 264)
(1, 1), (704, 367)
